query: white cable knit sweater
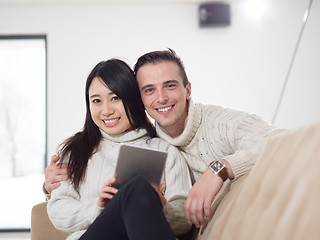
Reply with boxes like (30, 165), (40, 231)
(156, 99), (280, 182)
(47, 129), (192, 239)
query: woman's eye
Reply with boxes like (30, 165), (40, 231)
(92, 99), (100, 103)
(111, 96), (119, 101)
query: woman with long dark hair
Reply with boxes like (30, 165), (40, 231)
(47, 59), (192, 240)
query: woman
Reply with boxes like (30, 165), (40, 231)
(46, 59), (192, 240)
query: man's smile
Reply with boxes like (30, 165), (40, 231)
(156, 105), (174, 113)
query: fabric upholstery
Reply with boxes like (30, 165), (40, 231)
(31, 202), (68, 240)
(198, 122), (320, 240)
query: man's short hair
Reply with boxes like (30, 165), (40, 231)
(134, 48), (189, 87)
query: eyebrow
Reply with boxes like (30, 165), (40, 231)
(89, 92), (115, 99)
(141, 84), (153, 91)
(164, 80), (179, 85)
(141, 80), (180, 91)
(89, 94), (100, 99)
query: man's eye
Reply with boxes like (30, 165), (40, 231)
(145, 88), (154, 94)
(167, 84), (176, 89)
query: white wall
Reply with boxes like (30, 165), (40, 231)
(0, 0), (318, 162)
(274, 0), (320, 129)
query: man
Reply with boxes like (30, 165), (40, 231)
(133, 49), (278, 228)
(44, 49), (278, 229)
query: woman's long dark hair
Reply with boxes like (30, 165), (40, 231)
(59, 59), (156, 191)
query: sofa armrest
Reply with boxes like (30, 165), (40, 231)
(31, 202), (69, 240)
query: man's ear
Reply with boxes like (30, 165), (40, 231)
(186, 82), (191, 100)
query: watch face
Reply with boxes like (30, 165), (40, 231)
(211, 161), (224, 172)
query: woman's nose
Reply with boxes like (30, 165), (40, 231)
(102, 102), (115, 116)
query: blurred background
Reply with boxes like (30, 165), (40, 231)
(0, 0), (319, 236)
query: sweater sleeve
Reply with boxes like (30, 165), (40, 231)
(47, 180), (103, 234)
(42, 182), (51, 200)
(162, 145), (192, 236)
(223, 114), (284, 179)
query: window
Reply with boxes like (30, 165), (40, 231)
(0, 35), (46, 231)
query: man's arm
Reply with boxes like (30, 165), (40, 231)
(184, 160), (234, 228)
(184, 111), (281, 228)
(43, 155), (68, 197)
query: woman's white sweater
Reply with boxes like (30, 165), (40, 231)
(156, 99), (281, 182)
(47, 129), (192, 239)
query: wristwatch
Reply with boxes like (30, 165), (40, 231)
(208, 160), (228, 182)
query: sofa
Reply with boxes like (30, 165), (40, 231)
(31, 122), (320, 240)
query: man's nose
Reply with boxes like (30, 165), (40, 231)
(157, 90), (169, 104)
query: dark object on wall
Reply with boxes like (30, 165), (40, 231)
(199, 2), (230, 27)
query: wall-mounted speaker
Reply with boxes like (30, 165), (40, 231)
(199, 2), (231, 27)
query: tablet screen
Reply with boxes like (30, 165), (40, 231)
(114, 143), (167, 188)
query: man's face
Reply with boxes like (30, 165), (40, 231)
(136, 61), (191, 137)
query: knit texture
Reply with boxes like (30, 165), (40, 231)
(47, 129), (192, 239)
(156, 99), (280, 182)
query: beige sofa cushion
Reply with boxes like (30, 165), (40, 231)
(31, 202), (68, 240)
(198, 122), (320, 240)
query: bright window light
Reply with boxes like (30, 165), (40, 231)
(0, 36), (46, 230)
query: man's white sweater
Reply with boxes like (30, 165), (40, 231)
(156, 99), (279, 182)
(47, 129), (192, 239)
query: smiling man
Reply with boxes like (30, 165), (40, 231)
(134, 49), (280, 229)
(137, 61), (190, 138)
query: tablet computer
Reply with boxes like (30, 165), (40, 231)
(114, 143), (168, 188)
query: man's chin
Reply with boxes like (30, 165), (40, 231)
(151, 111), (176, 127)
(156, 119), (175, 129)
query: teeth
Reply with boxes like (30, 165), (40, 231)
(158, 106), (172, 112)
(103, 118), (119, 124)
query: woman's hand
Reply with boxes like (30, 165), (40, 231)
(97, 178), (118, 208)
(156, 183), (167, 208)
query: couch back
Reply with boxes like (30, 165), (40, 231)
(198, 122), (320, 240)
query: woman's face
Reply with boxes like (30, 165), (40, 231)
(89, 77), (131, 135)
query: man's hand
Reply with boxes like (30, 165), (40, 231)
(44, 155), (68, 194)
(184, 168), (223, 228)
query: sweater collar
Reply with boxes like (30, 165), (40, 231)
(155, 98), (202, 147)
(100, 128), (148, 143)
